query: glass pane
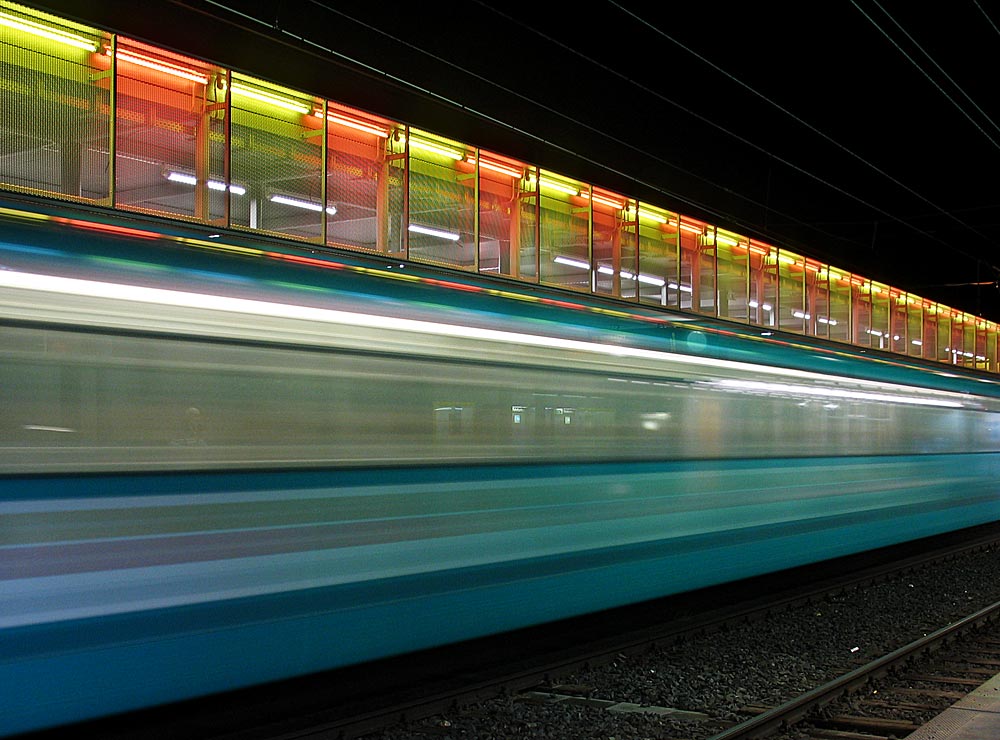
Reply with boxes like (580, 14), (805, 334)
(113, 38), (225, 222)
(963, 318), (976, 368)
(987, 326), (998, 374)
(476, 149), (530, 278)
(906, 298), (923, 358)
(324, 101), (398, 253)
(937, 311), (952, 364)
(407, 129), (474, 270)
(805, 262), (828, 339)
(637, 205), (679, 307)
(695, 229), (716, 315)
(976, 323), (988, 371)
(229, 74), (321, 241)
(749, 242), (776, 328)
(951, 317), (965, 365)
(921, 303), (938, 361)
(870, 282), (890, 350)
(777, 249), (805, 333)
(827, 270), (850, 342)
(889, 291), (907, 354)
(716, 231), (748, 322)
(852, 280), (871, 345)
(538, 170), (589, 291)
(590, 187), (635, 299)
(0, 3), (108, 202)
(517, 165), (538, 281)
(678, 222), (700, 311)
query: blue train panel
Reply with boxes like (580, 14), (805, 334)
(2, 197), (1000, 736)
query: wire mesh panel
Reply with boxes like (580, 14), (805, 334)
(962, 316), (976, 367)
(476, 149), (533, 279)
(777, 250), (805, 334)
(590, 188), (636, 300)
(890, 292), (907, 354)
(906, 299), (923, 358)
(695, 230), (717, 316)
(111, 38), (225, 223)
(922, 303), (939, 361)
(637, 205), (679, 307)
(0, 2), (108, 202)
(678, 220), (703, 311)
(538, 170), (589, 291)
(805, 262), (830, 339)
(749, 244), (777, 329)
(229, 74), (321, 241)
(717, 231), (749, 322)
(868, 282), (890, 349)
(406, 129), (474, 270)
(827, 272), (852, 343)
(324, 102), (398, 253)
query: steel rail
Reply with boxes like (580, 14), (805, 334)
(706, 599), (1000, 740)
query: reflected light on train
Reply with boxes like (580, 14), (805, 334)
(0, 268), (973, 410)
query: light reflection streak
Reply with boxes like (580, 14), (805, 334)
(713, 378), (963, 408)
(0, 269), (974, 409)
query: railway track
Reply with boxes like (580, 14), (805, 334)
(724, 599), (1000, 739)
(352, 530), (1000, 740)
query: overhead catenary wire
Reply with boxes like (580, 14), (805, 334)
(607, 0), (1000, 272)
(199, 0), (923, 259)
(850, 0), (1000, 146)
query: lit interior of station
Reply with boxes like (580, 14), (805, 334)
(0, 1), (996, 372)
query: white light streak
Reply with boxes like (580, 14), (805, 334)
(408, 223), (461, 241)
(0, 269), (975, 410)
(714, 379), (963, 408)
(270, 194), (336, 215)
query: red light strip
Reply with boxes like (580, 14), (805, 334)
(54, 216), (159, 240)
(467, 155), (523, 179)
(105, 45), (209, 84)
(590, 192), (625, 210)
(315, 109), (390, 138)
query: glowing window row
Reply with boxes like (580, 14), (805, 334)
(0, 0), (996, 372)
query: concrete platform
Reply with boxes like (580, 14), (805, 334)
(906, 671), (1000, 739)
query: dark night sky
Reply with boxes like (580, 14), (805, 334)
(37, 0), (1000, 321)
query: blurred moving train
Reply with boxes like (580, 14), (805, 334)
(3, 196), (1000, 737)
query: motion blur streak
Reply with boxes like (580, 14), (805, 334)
(0, 268), (972, 408)
(2, 216), (1000, 737)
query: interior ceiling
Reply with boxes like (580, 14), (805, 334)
(31, 0), (1000, 321)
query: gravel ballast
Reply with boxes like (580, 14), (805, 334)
(365, 543), (1000, 740)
